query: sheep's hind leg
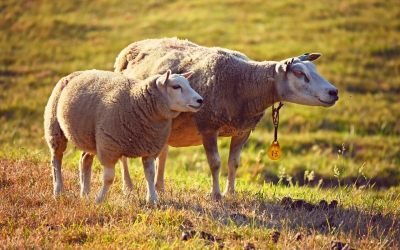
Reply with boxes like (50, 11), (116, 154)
(79, 152), (94, 197)
(50, 136), (68, 197)
(51, 151), (65, 197)
(95, 166), (115, 203)
(202, 131), (222, 201)
(223, 131), (251, 195)
(120, 156), (134, 195)
(142, 156), (157, 203)
(155, 144), (169, 192)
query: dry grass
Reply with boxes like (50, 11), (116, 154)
(1, 157), (398, 249)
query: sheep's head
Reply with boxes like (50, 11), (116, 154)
(156, 70), (204, 113)
(275, 53), (339, 107)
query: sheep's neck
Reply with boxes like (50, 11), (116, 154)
(243, 61), (278, 117)
(131, 84), (173, 121)
(147, 91), (175, 121)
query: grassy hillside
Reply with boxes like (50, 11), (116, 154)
(0, 0), (399, 248)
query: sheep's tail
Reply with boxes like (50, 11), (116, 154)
(44, 71), (83, 154)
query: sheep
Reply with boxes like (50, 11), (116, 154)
(114, 37), (339, 201)
(44, 69), (203, 203)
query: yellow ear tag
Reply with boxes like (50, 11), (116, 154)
(268, 141), (282, 160)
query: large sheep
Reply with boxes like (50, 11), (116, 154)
(114, 37), (339, 200)
(44, 69), (203, 202)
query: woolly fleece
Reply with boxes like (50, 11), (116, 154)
(115, 38), (277, 146)
(44, 70), (175, 167)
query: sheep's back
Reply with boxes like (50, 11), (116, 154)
(116, 38), (258, 132)
(115, 37), (249, 79)
(57, 70), (130, 154)
(57, 70), (172, 160)
(115, 37), (249, 105)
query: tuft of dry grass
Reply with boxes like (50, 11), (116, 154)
(1, 158), (398, 249)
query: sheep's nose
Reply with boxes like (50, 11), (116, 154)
(197, 99), (203, 104)
(329, 89), (338, 96)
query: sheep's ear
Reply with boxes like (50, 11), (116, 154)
(181, 71), (193, 79)
(157, 70), (171, 87)
(298, 53), (321, 62)
(163, 70), (171, 83)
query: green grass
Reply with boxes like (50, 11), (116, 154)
(1, 0), (400, 248)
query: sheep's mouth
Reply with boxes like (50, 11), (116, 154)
(318, 98), (337, 106)
(189, 104), (203, 110)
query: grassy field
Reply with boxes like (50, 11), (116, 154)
(1, 0), (399, 248)
(1, 157), (399, 248)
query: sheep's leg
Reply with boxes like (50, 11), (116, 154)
(155, 144), (169, 192)
(50, 135), (68, 197)
(202, 131), (222, 201)
(79, 152), (94, 197)
(224, 131), (251, 195)
(120, 156), (134, 195)
(142, 156), (157, 203)
(51, 151), (65, 197)
(95, 166), (115, 203)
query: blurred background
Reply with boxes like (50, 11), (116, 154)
(1, 0), (399, 190)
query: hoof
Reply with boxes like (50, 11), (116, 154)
(146, 199), (157, 205)
(155, 184), (165, 193)
(95, 195), (106, 203)
(210, 192), (222, 201)
(53, 187), (65, 198)
(146, 194), (158, 204)
(80, 189), (90, 198)
(222, 190), (235, 197)
(122, 187), (134, 196)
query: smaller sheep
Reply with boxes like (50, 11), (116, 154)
(44, 69), (203, 202)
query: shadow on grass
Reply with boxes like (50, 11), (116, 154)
(261, 167), (400, 190)
(158, 191), (399, 248)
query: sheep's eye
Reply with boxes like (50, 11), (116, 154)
(293, 70), (303, 76)
(172, 85), (181, 90)
(293, 70), (309, 82)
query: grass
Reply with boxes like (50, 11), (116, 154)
(1, 0), (399, 248)
(1, 156), (399, 249)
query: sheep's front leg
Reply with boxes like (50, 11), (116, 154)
(201, 131), (222, 201)
(224, 131), (251, 195)
(142, 156), (157, 203)
(120, 156), (134, 195)
(51, 152), (65, 197)
(155, 144), (169, 192)
(79, 152), (94, 197)
(95, 166), (115, 203)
